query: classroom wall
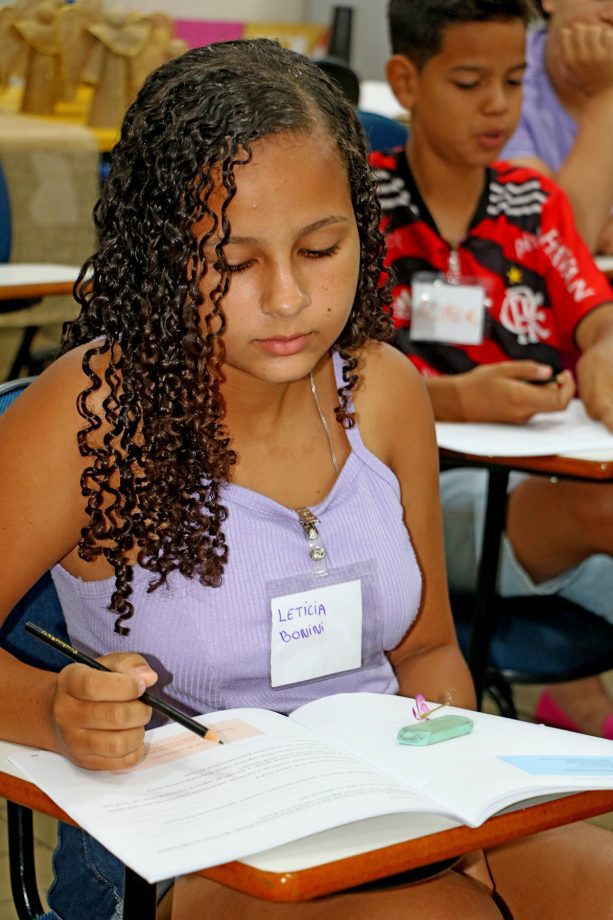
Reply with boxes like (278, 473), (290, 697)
(305, 0), (390, 81)
(113, 0), (308, 20)
(111, 1), (392, 79)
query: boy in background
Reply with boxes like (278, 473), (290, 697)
(502, 0), (613, 254)
(372, 0), (613, 737)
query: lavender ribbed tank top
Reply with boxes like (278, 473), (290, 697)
(51, 351), (422, 717)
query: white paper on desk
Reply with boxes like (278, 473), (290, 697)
(594, 255), (613, 276)
(8, 709), (442, 884)
(9, 694), (613, 883)
(435, 399), (613, 457)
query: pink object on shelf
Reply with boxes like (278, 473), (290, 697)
(534, 691), (613, 740)
(175, 20), (244, 50)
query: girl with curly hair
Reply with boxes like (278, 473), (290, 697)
(0, 38), (611, 920)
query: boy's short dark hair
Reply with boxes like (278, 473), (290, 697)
(387, 0), (536, 67)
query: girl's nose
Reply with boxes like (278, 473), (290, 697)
(263, 264), (310, 317)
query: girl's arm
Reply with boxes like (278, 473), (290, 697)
(354, 342), (476, 709)
(0, 348), (157, 767)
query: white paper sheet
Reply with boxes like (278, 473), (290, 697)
(435, 399), (613, 458)
(8, 708), (439, 883)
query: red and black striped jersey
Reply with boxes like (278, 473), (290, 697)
(370, 148), (612, 377)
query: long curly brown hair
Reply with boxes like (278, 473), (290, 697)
(62, 39), (392, 634)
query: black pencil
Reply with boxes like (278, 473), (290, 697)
(24, 621), (223, 745)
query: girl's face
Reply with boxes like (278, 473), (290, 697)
(199, 131), (361, 387)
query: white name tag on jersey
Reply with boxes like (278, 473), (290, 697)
(411, 278), (485, 345)
(270, 578), (363, 688)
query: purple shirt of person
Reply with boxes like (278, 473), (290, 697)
(502, 28), (577, 172)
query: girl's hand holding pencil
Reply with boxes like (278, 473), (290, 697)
(26, 622), (222, 771)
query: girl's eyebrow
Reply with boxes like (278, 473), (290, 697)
(224, 216), (350, 247)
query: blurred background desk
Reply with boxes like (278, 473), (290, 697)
(0, 109), (96, 381)
(440, 446), (613, 709)
(595, 255), (613, 279)
(0, 264), (80, 380)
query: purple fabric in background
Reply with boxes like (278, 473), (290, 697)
(175, 19), (244, 49)
(502, 28), (577, 172)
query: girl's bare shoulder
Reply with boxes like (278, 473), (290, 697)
(0, 340), (113, 452)
(352, 340), (435, 465)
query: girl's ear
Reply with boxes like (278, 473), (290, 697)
(385, 54), (419, 112)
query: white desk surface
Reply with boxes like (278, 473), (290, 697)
(0, 264), (81, 286)
(358, 81), (406, 120)
(595, 255), (613, 276)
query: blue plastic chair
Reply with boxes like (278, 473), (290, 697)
(357, 111), (408, 151)
(0, 161), (11, 263)
(452, 592), (613, 717)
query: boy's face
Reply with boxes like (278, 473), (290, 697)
(388, 19), (526, 169)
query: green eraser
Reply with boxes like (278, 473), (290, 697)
(397, 714), (474, 746)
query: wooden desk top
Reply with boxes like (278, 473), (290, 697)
(201, 790), (613, 901)
(0, 264), (80, 301)
(439, 447), (613, 481)
(1, 743), (611, 902)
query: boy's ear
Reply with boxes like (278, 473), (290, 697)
(385, 54), (419, 111)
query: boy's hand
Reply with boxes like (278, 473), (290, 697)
(560, 20), (613, 97)
(454, 362), (575, 424)
(576, 342), (613, 432)
(49, 653), (158, 771)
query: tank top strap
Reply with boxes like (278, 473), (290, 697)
(330, 349), (393, 482)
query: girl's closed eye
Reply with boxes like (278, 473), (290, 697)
(300, 243), (341, 259)
(227, 259), (254, 274)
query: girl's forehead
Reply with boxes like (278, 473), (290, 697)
(203, 131), (348, 203)
(193, 132), (354, 243)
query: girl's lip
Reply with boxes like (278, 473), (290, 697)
(255, 333), (312, 356)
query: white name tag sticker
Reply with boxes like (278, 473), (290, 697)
(411, 280), (485, 345)
(270, 578), (362, 688)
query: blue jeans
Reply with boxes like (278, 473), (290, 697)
(44, 823), (125, 919)
(40, 823), (173, 919)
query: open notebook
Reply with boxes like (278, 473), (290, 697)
(8, 692), (613, 883)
